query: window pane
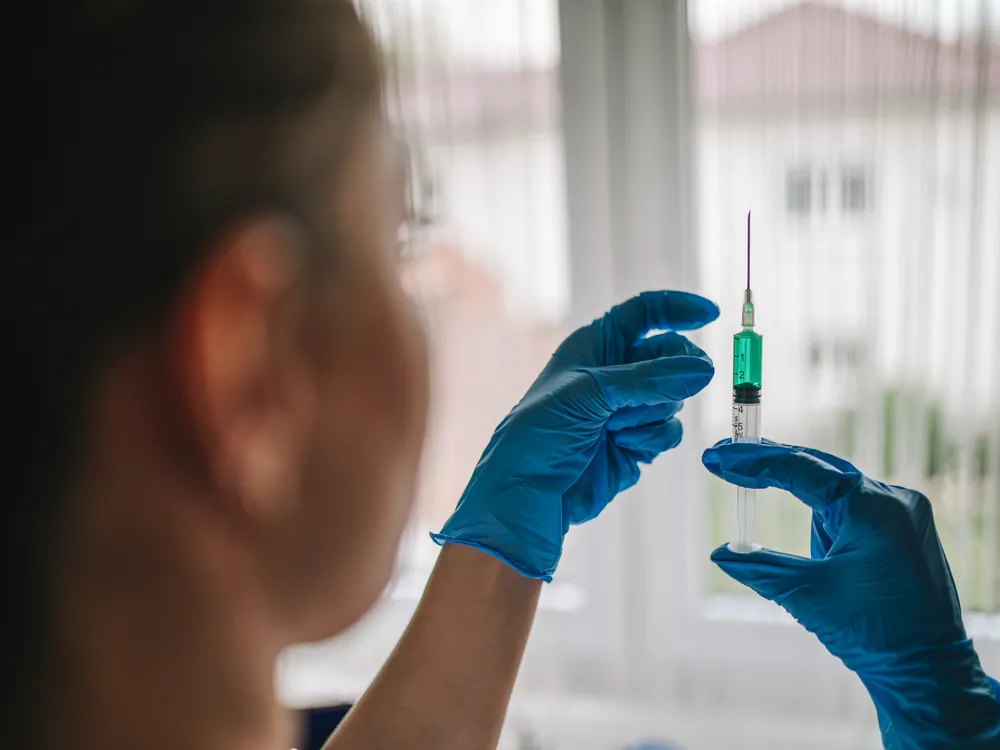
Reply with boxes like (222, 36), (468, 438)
(841, 168), (868, 213)
(694, 1), (999, 622)
(786, 169), (811, 215)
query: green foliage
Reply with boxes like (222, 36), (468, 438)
(882, 387), (898, 477)
(878, 386), (991, 481)
(925, 401), (947, 479)
(837, 407), (858, 457)
(973, 432), (991, 480)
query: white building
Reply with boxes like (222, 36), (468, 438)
(695, 1), (1000, 484)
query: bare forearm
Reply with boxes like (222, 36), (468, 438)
(324, 544), (542, 750)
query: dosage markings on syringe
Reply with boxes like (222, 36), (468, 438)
(732, 403), (746, 439)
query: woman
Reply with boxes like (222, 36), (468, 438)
(7, 2), (997, 749)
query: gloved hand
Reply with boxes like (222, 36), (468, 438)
(432, 291), (718, 581)
(703, 438), (1000, 749)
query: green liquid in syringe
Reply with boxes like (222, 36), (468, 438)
(733, 327), (763, 390)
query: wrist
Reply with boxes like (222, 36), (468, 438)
(859, 644), (1000, 749)
(430, 543), (544, 602)
(430, 535), (556, 582)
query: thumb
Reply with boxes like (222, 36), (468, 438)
(710, 544), (820, 607)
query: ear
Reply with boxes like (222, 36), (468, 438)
(172, 217), (312, 518)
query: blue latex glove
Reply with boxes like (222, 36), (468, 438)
(432, 291), (718, 581)
(704, 438), (1000, 749)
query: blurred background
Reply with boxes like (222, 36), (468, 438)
(280, 1), (1000, 748)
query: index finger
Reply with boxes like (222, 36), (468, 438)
(701, 439), (862, 511)
(627, 330), (710, 364)
(606, 291), (720, 345)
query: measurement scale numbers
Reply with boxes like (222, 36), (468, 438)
(732, 403), (746, 440)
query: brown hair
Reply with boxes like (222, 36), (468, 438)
(3, 0), (381, 738)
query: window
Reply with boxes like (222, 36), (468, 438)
(808, 342), (822, 369)
(785, 168), (811, 215)
(841, 166), (869, 213)
(281, 3), (1000, 748)
(697, 0), (998, 742)
(786, 166), (870, 217)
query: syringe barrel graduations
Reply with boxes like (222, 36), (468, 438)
(730, 218), (763, 554)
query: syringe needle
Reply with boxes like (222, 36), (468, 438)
(746, 210), (751, 291)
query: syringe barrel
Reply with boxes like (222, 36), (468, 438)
(732, 399), (761, 441)
(730, 398), (761, 553)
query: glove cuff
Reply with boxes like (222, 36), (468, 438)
(429, 533), (555, 582)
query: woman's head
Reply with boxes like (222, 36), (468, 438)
(6, 0), (428, 738)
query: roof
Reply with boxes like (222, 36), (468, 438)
(388, 1), (999, 137)
(387, 65), (558, 140)
(698, 0), (1000, 109)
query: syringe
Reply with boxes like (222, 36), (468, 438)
(730, 211), (763, 554)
